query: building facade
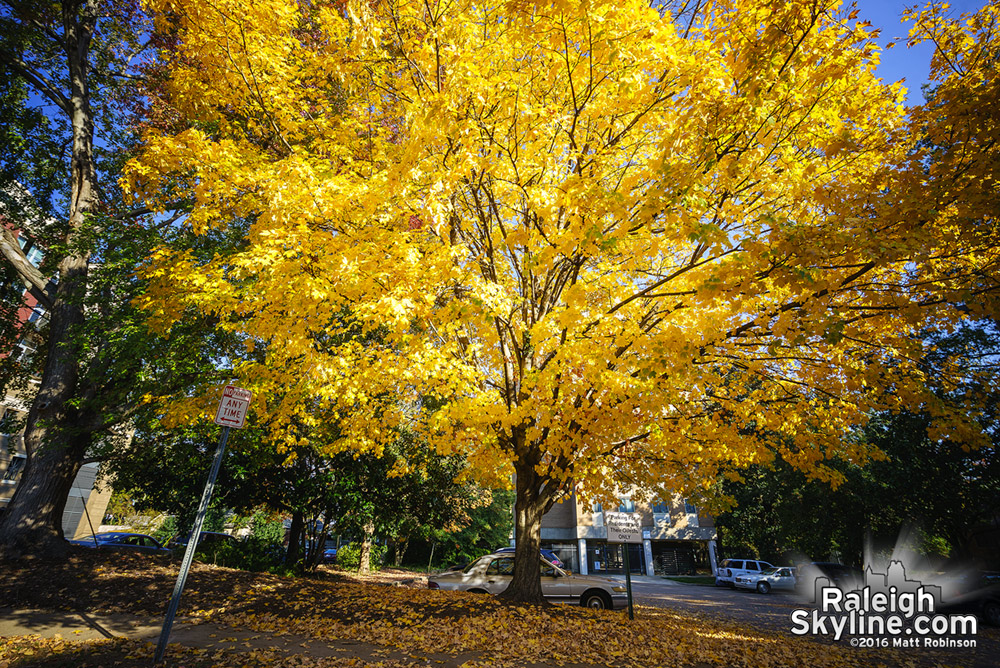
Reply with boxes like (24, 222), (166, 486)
(538, 491), (718, 577)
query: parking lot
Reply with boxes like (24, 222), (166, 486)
(628, 579), (804, 631)
(624, 578), (1000, 668)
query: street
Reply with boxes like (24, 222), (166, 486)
(622, 579), (1000, 668)
(627, 579), (804, 632)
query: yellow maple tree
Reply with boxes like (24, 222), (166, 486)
(127, 0), (997, 601)
(900, 0), (1000, 320)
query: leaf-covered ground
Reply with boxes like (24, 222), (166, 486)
(1, 550), (994, 667)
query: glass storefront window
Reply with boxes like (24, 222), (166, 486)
(586, 542), (645, 575)
(540, 542), (579, 573)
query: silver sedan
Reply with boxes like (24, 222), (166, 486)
(734, 566), (797, 594)
(428, 552), (628, 609)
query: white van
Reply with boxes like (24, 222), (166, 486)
(715, 558), (773, 587)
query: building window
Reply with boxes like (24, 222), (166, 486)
(26, 247), (43, 267)
(617, 498), (635, 513)
(591, 502), (604, 527)
(0, 409), (24, 432)
(2, 454), (27, 483)
(14, 338), (37, 363)
(652, 500), (670, 527)
(684, 498), (699, 527)
(540, 542), (579, 574)
(18, 237), (43, 267)
(587, 542), (646, 575)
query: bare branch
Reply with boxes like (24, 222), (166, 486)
(0, 225), (55, 310)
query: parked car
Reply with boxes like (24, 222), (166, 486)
(939, 570), (1000, 627)
(429, 551), (627, 609)
(734, 566), (797, 594)
(795, 562), (863, 599)
(322, 547), (339, 563)
(493, 546), (564, 569)
(69, 532), (172, 556)
(715, 558), (774, 587)
(167, 531), (240, 550)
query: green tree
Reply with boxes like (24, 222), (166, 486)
(0, 0), (235, 557)
(0, 62), (62, 409)
(325, 435), (493, 573)
(434, 488), (515, 568)
(717, 326), (1000, 566)
(103, 409), (492, 572)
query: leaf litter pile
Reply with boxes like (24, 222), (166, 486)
(1, 551), (991, 667)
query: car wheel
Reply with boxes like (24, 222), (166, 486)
(982, 601), (1000, 627)
(467, 588), (490, 594)
(756, 581), (771, 595)
(581, 591), (611, 610)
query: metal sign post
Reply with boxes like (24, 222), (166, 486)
(153, 385), (251, 665)
(605, 511), (642, 620)
(623, 543), (634, 620)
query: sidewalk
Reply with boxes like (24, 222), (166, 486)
(602, 574), (684, 586)
(0, 608), (163, 642)
(0, 607), (478, 667)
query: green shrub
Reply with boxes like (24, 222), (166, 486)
(192, 539), (242, 567)
(189, 511), (289, 573)
(336, 542), (386, 571)
(153, 516), (178, 546)
(249, 511), (285, 546)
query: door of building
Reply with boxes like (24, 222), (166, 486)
(586, 542), (645, 575)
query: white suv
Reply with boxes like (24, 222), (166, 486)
(715, 558), (774, 587)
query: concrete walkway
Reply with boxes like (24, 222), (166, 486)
(602, 574), (684, 586)
(0, 608), (164, 642)
(0, 607), (480, 667)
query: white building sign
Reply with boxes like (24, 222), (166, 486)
(605, 511), (642, 544)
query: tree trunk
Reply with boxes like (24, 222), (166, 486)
(392, 535), (409, 567)
(0, 432), (89, 556)
(286, 511), (304, 564)
(358, 521), (374, 573)
(499, 457), (559, 604)
(0, 1), (100, 559)
(305, 526), (328, 571)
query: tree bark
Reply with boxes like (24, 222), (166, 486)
(305, 525), (328, 571)
(499, 455), (560, 604)
(358, 520), (374, 573)
(285, 511), (304, 564)
(0, 1), (100, 559)
(0, 431), (89, 555)
(392, 535), (409, 567)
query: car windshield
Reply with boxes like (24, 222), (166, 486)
(761, 568), (780, 575)
(463, 557), (489, 574)
(97, 534), (125, 542)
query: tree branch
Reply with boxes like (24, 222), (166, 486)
(0, 225), (55, 310)
(1, 53), (71, 116)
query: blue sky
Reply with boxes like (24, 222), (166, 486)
(857, 0), (987, 105)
